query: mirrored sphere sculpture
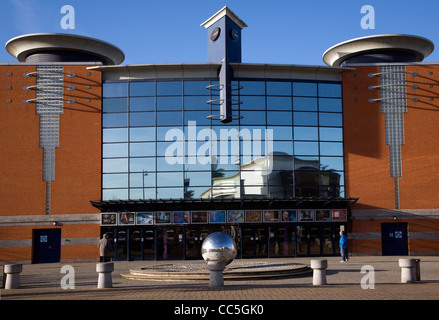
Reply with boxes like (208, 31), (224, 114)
(201, 232), (237, 266)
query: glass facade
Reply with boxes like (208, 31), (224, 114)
(102, 79), (344, 201)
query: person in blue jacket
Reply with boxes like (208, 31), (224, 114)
(339, 230), (349, 263)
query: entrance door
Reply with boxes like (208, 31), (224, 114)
(115, 228), (128, 260)
(242, 226), (268, 258)
(185, 226), (214, 259)
(269, 225), (295, 257)
(382, 223), (408, 255)
(157, 226), (184, 260)
(33, 229), (61, 263)
(143, 228), (155, 260)
(130, 228), (142, 261)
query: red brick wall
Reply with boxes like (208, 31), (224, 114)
(0, 65), (102, 262)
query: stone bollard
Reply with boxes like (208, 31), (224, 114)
(207, 260), (225, 287)
(96, 262), (114, 288)
(311, 259), (327, 285)
(5, 264), (22, 289)
(399, 258), (416, 283)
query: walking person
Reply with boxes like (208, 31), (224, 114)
(98, 233), (113, 262)
(339, 230), (349, 263)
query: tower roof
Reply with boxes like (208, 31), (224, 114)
(200, 6), (247, 29)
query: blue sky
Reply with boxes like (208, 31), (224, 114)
(1, 0), (439, 65)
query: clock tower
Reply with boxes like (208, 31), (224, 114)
(201, 7), (247, 123)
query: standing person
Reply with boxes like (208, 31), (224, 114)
(339, 230), (349, 263)
(98, 233), (113, 262)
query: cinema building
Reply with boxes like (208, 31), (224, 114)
(1, 7), (438, 263)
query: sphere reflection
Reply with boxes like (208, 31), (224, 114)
(201, 232), (237, 265)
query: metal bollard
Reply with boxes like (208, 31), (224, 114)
(311, 259), (327, 285)
(399, 258), (416, 283)
(4, 264), (22, 289)
(415, 259), (421, 281)
(96, 262), (114, 288)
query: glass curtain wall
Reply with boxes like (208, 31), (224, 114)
(102, 79), (344, 200)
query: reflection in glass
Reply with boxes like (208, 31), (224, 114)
(293, 97), (317, 111)
(185, 171), (211, 186)
(319, 98), (342, 112)
(294, 127), (318, 141)
(267, 96), (292, 110)
(103, 173), (128, 188)
(320, 142), (343, 156)
(240, 96), (266, 110)
(101, 79), (345, 201)
(184, 96), (210, 110)
(103, 128), (128, 143)
(103, 188), (128, 200)
(319, 113), (343, 127)
(130, 188), (156, 200)
(157, 81), (182, 95)
(157, 187), (183, 199)
(319, 127), (343, 141)
(130, 157), (156, 172)
(269, 126), (292, 141)
(157, 97), (182, 111)
(184, 111), (211, 125)
(103, 158), (128, 173)
(273, 141), (293, 155)
(267, 81), (291, 96)
(103, 98), (127, 112)
(130, 142), (155, 157)
(157, 157), (183, 171)
(130, 112), (155, 127)
(157, 111), (183, 126)
(240, 111), (266, 125)
(130, 81), (155, 96)
(130, 127), (155, 141)
(239, 81), (265, 95)
(103, 82), (128, 97)
(103, 113), (128, 128)
(267, 111), (292, 125)
(294, 141), (319, 155)
(293, 82), (317, 96)
(183, 81), (210, 95)
(130, 97), (155, 112)
(293, 112), (318, 126)
(320, 157), (344, 171)
(130, 172), (156, 187)
(318, 83), (342, 98)
(157, 172), (183, 187)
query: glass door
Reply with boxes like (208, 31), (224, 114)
(309, 227), (321, 255)
(129, 228), (142, 260)
(255, 227), (268, 257)
(157, 227), (184, 260)
(116, 228), (128, 260)
(322, 226), (334, 255)
(143, 227), (155, 260)
(269, 225), (296, 257)
(185, 226), (199, 259)
(242, 226), (268, 258)
(296, 225), (309, 256)
(242, 227), (256, 258)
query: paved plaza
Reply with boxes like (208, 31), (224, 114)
(1, 255), (438, 302)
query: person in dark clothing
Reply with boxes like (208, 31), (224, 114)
(98, 233), (113, 262)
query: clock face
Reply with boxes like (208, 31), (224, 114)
(211, 27), (221, 41)
(230, 29), (239, 40)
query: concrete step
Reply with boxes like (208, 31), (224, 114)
(120, 263), (312, 282)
